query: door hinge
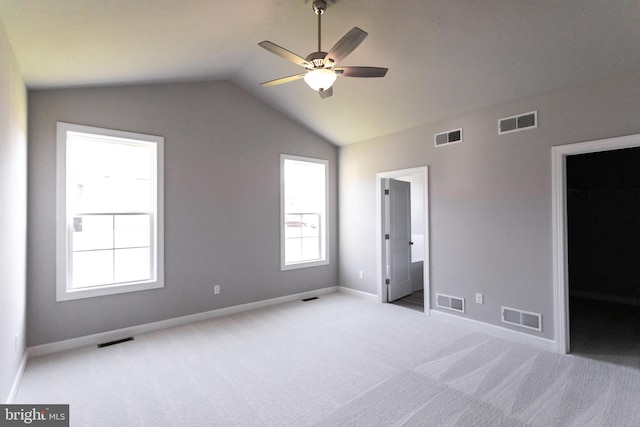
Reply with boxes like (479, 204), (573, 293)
(385, 234), (390, 240)
(385, 279), (390, 285)
(384, 189), (389, 195)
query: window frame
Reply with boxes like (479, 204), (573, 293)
(280, 154), (329, 271)
(56, 122), (164, 301)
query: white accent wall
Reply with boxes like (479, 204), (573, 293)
(28, 81), (337, 346)
(339, 68), (640, 341)
(0, 20), (27, 402)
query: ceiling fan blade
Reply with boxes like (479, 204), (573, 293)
(323, 27), (368, 66)
(258, 41), (312, 68)
(260, 73), (306, 87)
(319, 86), (333, 99)
(335, 66), (388, 78)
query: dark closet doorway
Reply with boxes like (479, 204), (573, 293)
(567, 147), (640, 368)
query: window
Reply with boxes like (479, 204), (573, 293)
(281, 154), (329, 270)
(56, 122), (164, 301)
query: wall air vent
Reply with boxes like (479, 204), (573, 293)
(434, 128), (463, 147)
(498, 111), (537, 135)
(501, 306), (542, 331)
(436, 293), (465, 313)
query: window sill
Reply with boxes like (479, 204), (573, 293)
(281, 259), (329, 271)
(56, 279), (164, 302)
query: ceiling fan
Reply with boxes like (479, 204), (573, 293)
(258, 0), (388, 99)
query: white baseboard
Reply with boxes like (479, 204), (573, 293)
(5, 352), (28, 404)
(28, 286), (339, 358)
(429, 309), (556, 352)
(338, 286), (377, 301)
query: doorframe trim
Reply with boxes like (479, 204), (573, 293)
(376, 166), (430, 313)
(552, 133), (640, 354)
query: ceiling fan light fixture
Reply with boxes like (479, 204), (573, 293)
(303, 68), (337, 91)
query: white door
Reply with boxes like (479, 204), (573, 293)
(385, 178), (412, 302)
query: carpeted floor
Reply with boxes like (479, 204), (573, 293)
(15, 292), (640, 426)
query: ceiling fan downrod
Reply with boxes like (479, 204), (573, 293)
(312, 0), (327, 54)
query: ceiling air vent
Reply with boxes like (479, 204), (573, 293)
(501, 306), (541, 331)
(498, 111), (537, 135)
(434, 128), (463, 147)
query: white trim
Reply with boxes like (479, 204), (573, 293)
(338, 286), (377, 301)
(430, 310), (556, 352)
(280, 154), (330, 271)
(5, 352), (28, 404)
(56, 122), (165, 301)
(376, 166), (430, 313)
(27, 286), (339, 358)
(551, 133), (640, 354)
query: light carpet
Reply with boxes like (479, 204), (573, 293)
(15, 292), (640, 426)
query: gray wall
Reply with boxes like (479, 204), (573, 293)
(339, 68), (640, 340)
(28, 81), (337, 346)
(0, 21), (27, 401)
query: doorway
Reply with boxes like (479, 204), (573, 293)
(376, 166), (429, 313)
(566, 147), (640, 367)
(552, 135), (640, 353)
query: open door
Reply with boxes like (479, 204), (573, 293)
(384, 178), (412, 302)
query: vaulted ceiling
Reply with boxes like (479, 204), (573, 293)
(1, 0), (639, 146)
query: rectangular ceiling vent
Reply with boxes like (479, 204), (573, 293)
(434, 128), (463, 147)
(436, 293), (465, 313)
(498, 111), (537, 135)
(501, 306), (542, 331)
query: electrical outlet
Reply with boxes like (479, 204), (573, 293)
(358, 271), (364, 279)
(476, 293), (484, 304)
(214, 285), (220, 295)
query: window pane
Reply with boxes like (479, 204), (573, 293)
(128, 180), (152, 212)
(301, 237), (320, 260)
(72, 215), (113, 251)
(285, 238), (302, 264)
(284, 160), (325, 214)
(72, 250), (114, 289)
(285, 214), (303, 239)
(114, 215), (151, 248)
(300, 214), (320, 237)
(114, 248), (151, 283)
(69, 139), (153, 214)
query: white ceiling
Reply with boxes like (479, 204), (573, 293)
(1, 0), (639, 146)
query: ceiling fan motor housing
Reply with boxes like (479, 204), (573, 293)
(306, 51), (330, 68)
